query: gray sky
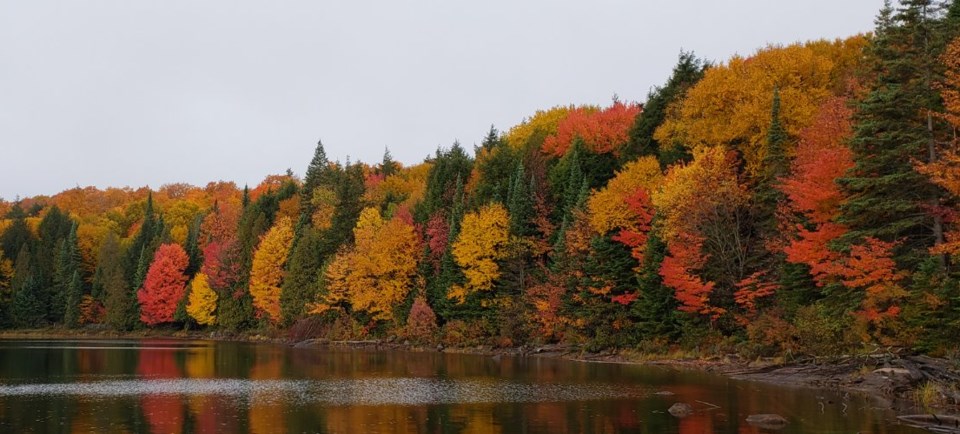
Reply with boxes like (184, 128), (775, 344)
(0, 0), (882, 200)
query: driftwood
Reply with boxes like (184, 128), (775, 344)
(897, 414), (960, 433)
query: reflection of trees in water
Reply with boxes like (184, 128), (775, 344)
(249, 353), (286, 434)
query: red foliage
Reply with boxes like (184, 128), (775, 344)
(779, 97), (856, 284)
(424, 214), (449, 272)
(733, 271), (779, 323)
(201, 239), (241, 292)
(137, 244), (190, 326)
(659, 232), (724, 319)
(779, 97), (854, 225)
(611, 189), (655, 263)
(404, 296), (438, 343)
(542, 102), (641, 156)
(830, 238), (908, 322)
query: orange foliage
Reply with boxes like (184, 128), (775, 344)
(779, 97), (855, 282)
(831, 238), (909, 323)
(542, 101), (641, 156)
(78, 295), (105, 325)
(659, 232), (723, 318)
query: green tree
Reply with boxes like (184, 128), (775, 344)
(621, 51), (706, 167)
(280, 227), (323, 326)
(839, 0), (951, 266)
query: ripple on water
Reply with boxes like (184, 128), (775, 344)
(0, 378), (647, 405)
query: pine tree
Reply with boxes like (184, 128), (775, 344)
(56, 223), (83, 326)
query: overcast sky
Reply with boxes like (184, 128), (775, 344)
(0, 1), (883, 200)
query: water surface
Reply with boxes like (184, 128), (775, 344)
(0, 339), (921, 433)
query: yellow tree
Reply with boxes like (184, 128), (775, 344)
(249, 217), (294, 323)
(186, 273), (217, 326)
(587, 156), (662, 235)
(655, 38), (864, 176)
(449, 203), (510, 303)
(312, 208), (421, 322)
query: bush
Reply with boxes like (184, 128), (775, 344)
(794, 304), (858, 357)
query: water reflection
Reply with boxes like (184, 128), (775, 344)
(0, 340), (920, 434)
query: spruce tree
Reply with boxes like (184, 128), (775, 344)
(64, 270), (82, 328)
(280, 227), (323, 326)
(301, 140), (331, 218)
(840, 0), (950, 265)
(621, 50), (707, 166)
(11, 275), (45, 328)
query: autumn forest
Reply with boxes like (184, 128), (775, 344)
(2, 1), (960, 358)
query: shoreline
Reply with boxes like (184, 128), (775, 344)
(2, 328), (958, 418)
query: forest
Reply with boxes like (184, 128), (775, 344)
(1, 1), (960, 358)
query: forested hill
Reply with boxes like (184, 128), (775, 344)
(2, 1), (959, 356)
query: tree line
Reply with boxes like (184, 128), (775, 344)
(1, 0), (959, 356)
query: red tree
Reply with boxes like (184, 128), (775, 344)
(137, 243), (190, 325)
(542, 101), (641, 156)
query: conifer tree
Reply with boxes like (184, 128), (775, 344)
(64, 270), (82, 328)
(622, 51), (706, 166)
(11, 275), (45, 328)
(840, 0), (950, 265)
(279, 227), (323, 326)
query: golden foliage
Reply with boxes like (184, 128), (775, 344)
(655, 38), (863, 176)
(505, 105), (597, 150)
(449, 203), (510, 303)
(313, 208), (421, 321)
(652, 147), (749, 241)
(587, 156), (662, 235)
(249, 217), (294, 323)
(186, 273), (218, 326)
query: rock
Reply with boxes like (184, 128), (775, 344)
(436, 343), (444, 352)
(745, 414), (788, 429)
(668, 403), (693, 418)
(654, 391), (675, 396)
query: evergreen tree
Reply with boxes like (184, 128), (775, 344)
(301, 140), (331, 218)
(414, 142), (474, 223)
(280, 227), (323, 326)
(621, 51), (707, 166)
(839, 0), (950, 265)
(53, 223), (82, 324)
(64, 270), (82, 328)
(184, 214), (203, 276)
(11, 275), (45, 328)
(470, 127), (516, 207)
(379, 147), (400, 178)
(506, 161), (534, 236)
(631, 230), (683, 342)
(0, 203), (34, 260)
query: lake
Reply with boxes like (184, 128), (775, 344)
(0, 339), (921, 433)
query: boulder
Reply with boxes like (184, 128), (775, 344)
(746, 414), (788, 429)
(668, 403), (693, 418)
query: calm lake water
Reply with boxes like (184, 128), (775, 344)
(0, 339), (921, 433)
